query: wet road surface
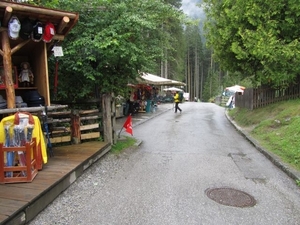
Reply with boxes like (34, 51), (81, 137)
(29, 102), (300, 225)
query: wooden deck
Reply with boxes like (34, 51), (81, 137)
(0, 141), (111, 225)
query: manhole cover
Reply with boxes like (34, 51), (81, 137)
(205, 187), (256, 208)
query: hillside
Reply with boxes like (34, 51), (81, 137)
(227, 99), (300, 172)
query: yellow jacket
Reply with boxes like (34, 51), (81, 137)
(174, 93), (180, 103)
(0, 114), (47, 166)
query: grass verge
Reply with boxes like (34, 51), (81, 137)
(228, 98), (300, 171)
(110, 136), (137, 154)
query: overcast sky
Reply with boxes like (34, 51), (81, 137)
(181, 0), (205, 19)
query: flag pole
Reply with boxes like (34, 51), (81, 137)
(118, 127), (124, 138)
(118, 113), (133, 138)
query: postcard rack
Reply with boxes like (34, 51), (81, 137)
(0, 138), (38, 183)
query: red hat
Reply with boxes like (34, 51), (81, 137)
(43, 22), (55, 43)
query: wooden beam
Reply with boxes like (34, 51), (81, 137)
(0, 105), (69, 115)
(81, 132), (100, 140)
(52, 34), (65, 41)
(3, 6), (12, 27)
(57, 16), (70, 34)
(80, 123), (99, 131)
(0, 2), (78, 19)
(11, 39), (31, 55)
(50, 136), (71, 144)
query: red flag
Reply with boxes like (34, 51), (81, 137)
(123, 115), (133, 135)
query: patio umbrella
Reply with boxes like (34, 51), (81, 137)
(163, 87), (183, 92)
(138, 72), (186, 86)
(225, 85), (245, 93)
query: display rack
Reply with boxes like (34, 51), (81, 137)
(0, 138), (38, 183)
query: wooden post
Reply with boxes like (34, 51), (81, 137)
(1, 6), (15, 109)
(1, 30), (15, 109)
(71, 109), (81, 144)
(2, 6), (12, 26)
(102, 93), (112, 144)
(111, 93), (117, 144)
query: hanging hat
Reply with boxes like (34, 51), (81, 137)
(43, 22), (55, 43)
(8, 16), (21, 40)
(20, 18), (34, 40)
(32, 21), (44, 42)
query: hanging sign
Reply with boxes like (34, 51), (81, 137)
(52, 46), (64, 57)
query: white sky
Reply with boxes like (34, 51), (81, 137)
(181, 0), (205, 19)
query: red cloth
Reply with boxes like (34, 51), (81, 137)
(123, 115), (133, 135)
(14, 112), (35, 125)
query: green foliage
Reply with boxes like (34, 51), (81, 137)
(111, 136), (137, 154)
(42, 0), (186, 101)
(184, 24), (205, 99)
(202, 70), (220, 101)
(202, 0), (300, 87)
(228, 99), (300, 171)
(26, 0), (60, 7)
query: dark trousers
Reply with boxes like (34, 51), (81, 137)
(175, 102), (181, 113)
(128, 101), (134, 115)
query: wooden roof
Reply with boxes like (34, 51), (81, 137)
(0, 1), (79, 41)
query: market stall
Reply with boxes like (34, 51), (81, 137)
(0, 2), (79, 183)
(126, 83), (158, 114)
(125, 73), (185, 114)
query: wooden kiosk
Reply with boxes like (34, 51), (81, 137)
(0, 2), (79, 183)
(0, 1), (79, 108)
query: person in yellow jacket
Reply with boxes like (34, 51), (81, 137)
(173, 91), (182, 113)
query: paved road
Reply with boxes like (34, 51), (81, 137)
(29, 102), (300, 225)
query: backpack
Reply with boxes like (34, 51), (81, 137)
(179, 92), (184, 102)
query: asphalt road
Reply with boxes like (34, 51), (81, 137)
(29, 102), (300, 225)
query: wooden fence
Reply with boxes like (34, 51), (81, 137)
(0, 94), (118, 149)
(235, 81), (300, 110)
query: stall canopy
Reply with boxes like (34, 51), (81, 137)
(225, 85), (245, 93)
(163, 87), (183, 92)
(138, 72), (186, 86)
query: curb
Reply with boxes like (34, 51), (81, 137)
(225, 109), (300, 182)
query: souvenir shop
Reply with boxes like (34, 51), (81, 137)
(0, 1), (78, 183)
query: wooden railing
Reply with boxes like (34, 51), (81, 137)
(45, 108), (102, 145)
(0, 93), (120, 148)
(235, 82), (300, 110)
(47, 99), (103, 145)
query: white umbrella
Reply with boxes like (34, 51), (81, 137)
(138, 72), (186, 86)
(225, 85), (245, 93)
(163, 87), (183, 92)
